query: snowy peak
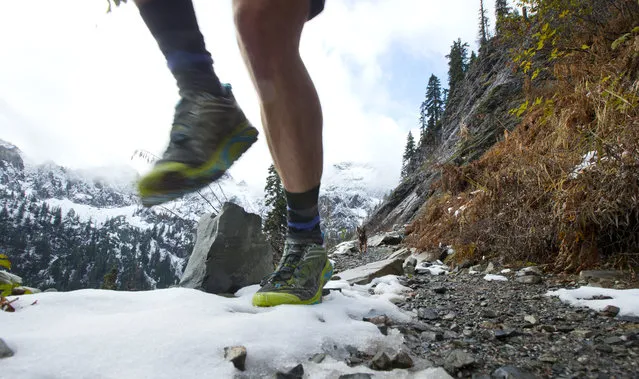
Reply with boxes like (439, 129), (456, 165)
(0, 139), (25, 171)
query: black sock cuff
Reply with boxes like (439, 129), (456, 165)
(285, 184), (320, 211)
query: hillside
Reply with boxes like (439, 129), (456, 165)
(369, 0), (639, 272)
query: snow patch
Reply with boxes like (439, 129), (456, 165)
(2, 278), (423, 379)
(46, 198), (152, 229)
(483, 274), (508, 282)
(416, 264), (449, 276)
(546, 286), (639, 317)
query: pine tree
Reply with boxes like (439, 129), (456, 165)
(401, 132), (416, 178)
(446, 39), (470, 99)
(495, 0), (510, 34)
(263, 164), (287, 263)
(470, 51), (478, 66)
(419, 74), (444, 141)
(478, 0), (490, 46)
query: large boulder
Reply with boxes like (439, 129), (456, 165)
(180, 202), (273, 294)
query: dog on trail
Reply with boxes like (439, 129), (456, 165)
(356, 226), (367, 255)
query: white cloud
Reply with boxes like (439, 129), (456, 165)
(0, 0), (496, 192)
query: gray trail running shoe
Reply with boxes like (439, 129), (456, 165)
(252, 239), (333, 307)
(138, 87), (258, 207)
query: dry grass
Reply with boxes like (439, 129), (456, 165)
(407, 0), (639, 273)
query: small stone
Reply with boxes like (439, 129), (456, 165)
(330, 275), (341, 281)
(482, 310), (498, 319)
(310, 353), (326, 363)
(463, 329), (474, 337)
(276, 363), (304, 379)
(338, 374), (372, 379)
(523, 315), (537, 325)
(577, 355), (589, 363)
(418, 308), (439, 321)
(444, 349), (475, 371)
(469, 264), (482, 273)
(443, 312), (457, 320)
(539, 325), (556, 333)
(370, 350), (392, 371)
(539, 354), (558, 363)
(595, 344), (613, 353)
(480, 301), (488, 307)
(601, 305), (620, 317)
(484, 262), (495, 273)
(556, 325), (574, 333)
(433, 286), (447, 294)
(444, 330), (460, 339)
(378, 325), (388, 335)
(604, 336), (624, 345)
(422, 331), (444, 342)
(517, 266), (542, 276)
(391, 350), (414, 369)
(0, 339), (14, 359)
(494, 329), (516, 339)
(363, 315), (389, 326)
(224, 346), (247, 371)
(450, 323), (461, 332)
(491, 365), (536, 379)
(572, 329), (594, 338)
(516, 276), (542, 284)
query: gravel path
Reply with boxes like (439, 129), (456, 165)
(329, 245), (639, 378)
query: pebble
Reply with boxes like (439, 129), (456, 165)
(433, 286), (447, 294)
(418, 308), (439, 321)
(444, 349), (476, 371)
(572, 329), (594, 338)
(482, 310), (498, 319)
(524, 315), (538, 325)
(539, 354), (558, 363)
(494, 329), (516, 339)
(276, 363), (304, 379)
(370, 350), (392, 371)
(604, 336), (624, 345)
(515, 276), (542, 284)
(422, 331), (444, 342)
(601, 305), (620, 317)
(491, 365), (536, 379)
(0, 339), (14, 359)
(443, 312), (457, 320)
(595, 344), (613, 353)
(224, 346), (247, 371)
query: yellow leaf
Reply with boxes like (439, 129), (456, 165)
(0, 254), (11, 270)
(581, 44), (590, 50)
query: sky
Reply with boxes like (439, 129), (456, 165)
(0, 0), (496, 191)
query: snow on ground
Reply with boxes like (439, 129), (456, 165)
(483, 274), (508, 282)
(0, 276), (447, 379)
(546, 286), (639, 317)
(46, 198), (152, 229)
(415, 263), (449, 276)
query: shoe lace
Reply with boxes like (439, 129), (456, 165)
(260, 243), (305, 286)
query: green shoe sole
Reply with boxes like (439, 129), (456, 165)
(138, 122), (258, 207)
(252, 259), (334, 307)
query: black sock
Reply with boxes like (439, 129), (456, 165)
(138, 0), (224, 96)
(285, 185), (323, 244)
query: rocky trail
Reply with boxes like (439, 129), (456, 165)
(327, 235), (639, 378)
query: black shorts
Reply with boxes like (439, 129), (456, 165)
(309, 0), (325, 20)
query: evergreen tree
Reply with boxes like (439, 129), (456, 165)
(446, 39), (470, 100)
(401, 132), (416, 178)
(495, 0), (511, 33)
(478, 0), (490, 46)
(470, 51), (478, 66)
(425, 75), (444, 131)
(101, 267), (118, 290)
(263, 164), (287, 262)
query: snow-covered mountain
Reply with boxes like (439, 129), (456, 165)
(0, 139), (389, 291)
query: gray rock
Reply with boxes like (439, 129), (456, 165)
(337, 258), (404, 285)
(515, 275), (542, 284)
(338, 374), (372, 379)
(572, 329), (594, 338)
(422, 331), (444, 342)
(443, 312), (457, 320)
(403, 256), (418, 276)
(491, 365), (536, 379)
(276, 363), (304, 379)
(224, 345), (247, 371)
(516, 266), (542, 276)
(310, 353), (326, 363)
(482, 310), (498, 319)
(579, 270), (624, 281)
(484, 262), (495, 274)
(469, 264), (483, 273)
(595, 344), (613, 353)
(433, 286), (447, 294)
(444, 349), (476, 371)
(180, 203), (273, 294)
(418, 308), (439, 321)
(601, 305), (620, 317)
(523, 315), (537, 325)
(368, 231), (403, 247)
(494, 329), (516, 339)
(604, 336), (624, 345)
(0, 339), (14, 359)
(539, 354), (557, 363)
(391, 350), (414, 369)
(387, 247), (412, 260)
(370, 350), (392, 370)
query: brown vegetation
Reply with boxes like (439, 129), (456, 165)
(407, 0), (639, 273)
